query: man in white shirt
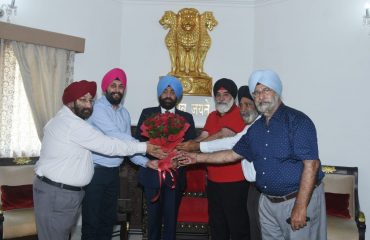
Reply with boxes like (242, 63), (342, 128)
(177, 85), (261, 240)
(33, 80), (166, 240)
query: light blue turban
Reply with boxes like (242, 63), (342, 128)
(157, 75), (183, 100)
(248, 69), (282, 98)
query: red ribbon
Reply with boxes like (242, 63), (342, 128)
(151, 151), (178, 202)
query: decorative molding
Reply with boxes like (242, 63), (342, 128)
(0, 156), (38, 166)
(322, 165), (336, 174)
(115, 0), (287, 7)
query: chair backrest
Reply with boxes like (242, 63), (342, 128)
(0, 165), (35, 200)
(322, 165), (358, 220)
(184, 164), (207, 193)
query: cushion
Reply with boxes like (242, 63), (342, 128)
(185, 165), (207, 192)
(327, 215), (359, 240)
(325, 192), (351, 219)
(1, 184), (33, 211)
(177, 197), (208, 223)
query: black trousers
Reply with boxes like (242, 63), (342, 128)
(207, 180), (251, 240)
(143, 179), (184, 240)
(81, 166), (120, 240)
(247, 183), (262, 240)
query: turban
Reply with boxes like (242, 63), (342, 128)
(213, 78), (237, 99)
(248, 69), (282, 97)
(101, 68), (127, 92)
(237, 85), (253, 103)
(62, 80), (97, 105)
(157, 76), (183, 100)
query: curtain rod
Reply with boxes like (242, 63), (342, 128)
(0, 22), (85, 53)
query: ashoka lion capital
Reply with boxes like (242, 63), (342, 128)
(159, 8), (218, 96)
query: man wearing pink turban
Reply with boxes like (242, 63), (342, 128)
(33, 80), (166, 240)
(81, 68), (158, 239)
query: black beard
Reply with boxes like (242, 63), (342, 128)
(74, 105), (92, 120)
(106, 91), (123, 105)
(159, 97), (177, 110)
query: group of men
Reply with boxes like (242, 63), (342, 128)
(33, 67), (326, 240)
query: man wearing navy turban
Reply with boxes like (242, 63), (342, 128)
(135, 75), (196, 240)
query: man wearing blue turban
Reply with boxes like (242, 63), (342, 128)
(178, 69), (327, 240)
(135, 75), (196, 240)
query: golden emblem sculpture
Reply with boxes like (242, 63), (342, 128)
(160, 8), (218, 96)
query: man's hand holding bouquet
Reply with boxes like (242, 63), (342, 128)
(140, 112), (190, 201)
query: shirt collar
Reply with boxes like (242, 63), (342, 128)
(160, 107), (175, 114)
(261, 102), (286, 124)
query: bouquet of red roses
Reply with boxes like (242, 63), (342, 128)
(141, 112), (190, 152)
(140, 112), (190, 201)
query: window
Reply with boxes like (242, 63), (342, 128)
(0, 40), (41, 157)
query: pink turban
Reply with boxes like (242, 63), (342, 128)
(101, 68), (127, 92)
(62, 80), (97, 105)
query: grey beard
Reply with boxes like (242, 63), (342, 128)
(241, 110), (258, 124)
(256, 94), (279, 114)
(216, 100), (234, 114)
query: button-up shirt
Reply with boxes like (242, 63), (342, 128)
(233, 104), (324, 196)
(200, 116), (260, 182)
(88, 96), (148, 167)
(35, 106), (147, 187)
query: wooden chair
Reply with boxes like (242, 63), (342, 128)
(322, 165), (366, 240)
(176, 164), (209, 239)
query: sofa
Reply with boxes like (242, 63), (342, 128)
(0, 157), (37, 240)
(322, 165), (366, 240)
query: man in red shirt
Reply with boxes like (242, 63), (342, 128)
(178, 78), (250, 240)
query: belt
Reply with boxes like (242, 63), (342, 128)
(94, 164), (119, 169)
(37, 175), (84, 191)
(265, 191), (298, 203)
(265, 181), (322, 203)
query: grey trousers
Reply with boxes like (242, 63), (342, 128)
(259, 184), (327, 240)
(33, 177), (85, 240)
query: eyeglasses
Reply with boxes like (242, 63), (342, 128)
(252, 87), (273, 98)
(78, 98), (94, 105)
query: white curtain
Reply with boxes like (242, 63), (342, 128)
(12, 41), (75, 140)
(0, 39), (40, 157)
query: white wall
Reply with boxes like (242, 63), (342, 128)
(253, 0), (370, 229)
(119, 2), (255, 126)
(1, 0), (369, 236)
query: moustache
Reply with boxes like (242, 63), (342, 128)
(82, 108), (92, 113)
(110, 92), (123, 96)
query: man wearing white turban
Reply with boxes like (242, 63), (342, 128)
(177, 69), (327, 240)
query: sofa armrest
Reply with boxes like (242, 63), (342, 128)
(357, 211), (366, 240)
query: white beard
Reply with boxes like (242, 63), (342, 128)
(216, 98), (234, 114)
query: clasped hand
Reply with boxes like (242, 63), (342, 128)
(172, 151), (198, 167)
